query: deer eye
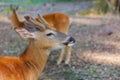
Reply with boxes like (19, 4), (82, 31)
(46, 33), (55, 38)
(46, 33), (54, 36)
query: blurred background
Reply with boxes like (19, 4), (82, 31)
(0, 0), (120, 80)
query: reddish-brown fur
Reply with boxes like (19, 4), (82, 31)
(0, 41), (49, 80)
(35, 13), (69, 33)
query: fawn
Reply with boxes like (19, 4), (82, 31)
(9, 5), (73, 65)
(0, 5), (75, 80)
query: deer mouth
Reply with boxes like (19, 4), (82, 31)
(63, 37), (75, 46)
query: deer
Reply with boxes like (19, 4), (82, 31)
(0, 5), (75, 80)
(9, 5), (73, 65)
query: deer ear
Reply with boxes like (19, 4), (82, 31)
(15, 28), (36, 40)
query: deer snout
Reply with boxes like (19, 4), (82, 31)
(63, 37), (75, 46)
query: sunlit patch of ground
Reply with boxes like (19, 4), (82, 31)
(80, 51), (120, 66)
(73, 15), (120, 67)
(0, 16), (9, 22)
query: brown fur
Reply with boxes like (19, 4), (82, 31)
(0, 41), (49, 80)
(9, 9), (24, 28)
(35, 13), (69, 33)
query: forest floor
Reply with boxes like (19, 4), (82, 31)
(0, 1), (120, 80)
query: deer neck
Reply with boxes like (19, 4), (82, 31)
(20, 41), (49, 79)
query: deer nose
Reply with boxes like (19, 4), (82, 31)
(63, 37), (75, 46)
(67, 37), (75, 46)
(68, 37), (75, 43)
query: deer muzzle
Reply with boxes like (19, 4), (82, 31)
(63, 37), (75, 46)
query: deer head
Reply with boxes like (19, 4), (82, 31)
(14, 15), (75, 49)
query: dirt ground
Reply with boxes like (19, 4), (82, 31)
(0, 1), (120, 80)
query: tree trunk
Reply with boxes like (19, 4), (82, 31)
(106, 0), (120, 13)
(115, 0), (120, 12)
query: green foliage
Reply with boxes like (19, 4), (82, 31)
(2, 6), (27, 13)
(61, 70), (76, 80)
(0, 0), (73, 5)
(78, 9), (91, 15)
(95, 0), (109, 14)
(19, 6), (28, 11)
(0, 0), (31, 4)
(75, 0), (110, 15)
(29, 0), (73, 4)
(77, 0), (109, 15)
(3, 7), (10, 13)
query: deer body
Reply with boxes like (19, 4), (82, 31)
(0, 39), (49, 80)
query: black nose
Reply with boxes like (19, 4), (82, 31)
(68, 37), (75, 43)
(63, 37), (75, 46)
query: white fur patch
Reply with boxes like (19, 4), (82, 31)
(68, 43), (74, 46)
(16, 28), (36, 39)
(46, 50), (51, 56)
(63, 36), (70, 43)
(68, 40), (75, 46)
(46, 30), (56, 35)
(69, 17), (73, 24)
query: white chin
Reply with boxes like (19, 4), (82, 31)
(68, 43), (74, 46)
